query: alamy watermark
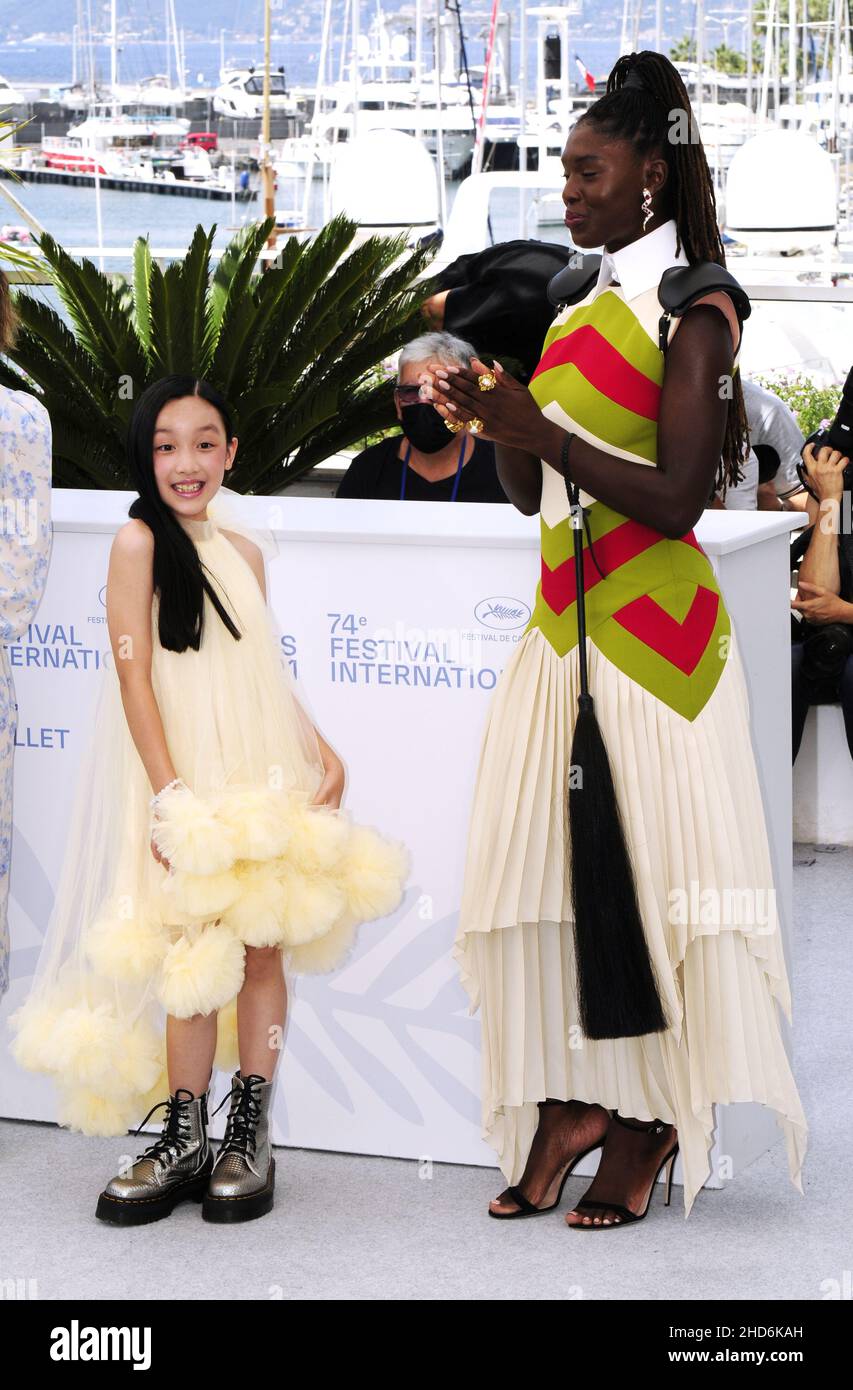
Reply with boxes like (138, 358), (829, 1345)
(0, 495), (40, 547)
(668, 881), (777, 933)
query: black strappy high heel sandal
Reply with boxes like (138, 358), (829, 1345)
(568, 1113), (679, 1230)
(489, 1101), (612, 1221)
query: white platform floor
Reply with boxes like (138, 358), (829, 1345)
(2, 844), (848, 1302)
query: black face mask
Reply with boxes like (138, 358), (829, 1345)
(399, 403), (453, 455)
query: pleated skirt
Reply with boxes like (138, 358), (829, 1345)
(452, 624), (808, 1217)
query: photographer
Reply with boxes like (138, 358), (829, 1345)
(790, 438), (853, 761)
(712, 379), (809, 511)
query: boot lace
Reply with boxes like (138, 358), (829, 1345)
(211, 1076), (265, 1160)
(132, 1088), (199, 1166)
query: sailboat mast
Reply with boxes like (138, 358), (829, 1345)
(165, 0), (171, 87)
(261, 0), (276, 247)
(434, 0), (447, 227)
(305, 0), (334, 224)
(831, 0), (841, 152)
(518, 0), (527, 231)
(696, 0), (704, 132)
(473, 0), (501, 175)
(85, 0), (96, 103)
(353, 0), (360, 140)
(415, 0), (423, 139)
(747, 0), (754, 129)
(110, 0), (117, 106)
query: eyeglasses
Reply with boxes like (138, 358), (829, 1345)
(394, 384), (427, 405)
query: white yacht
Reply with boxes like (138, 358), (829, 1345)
(213, 68), (301, 120)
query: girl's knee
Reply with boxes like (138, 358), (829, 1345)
(243, 945), (283, 980)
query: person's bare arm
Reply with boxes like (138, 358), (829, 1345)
(226, 528), (346, 808)
(107, 520), (178, 799)
(429, 307), (735, 539)
(421, 289), (449, 330)
(796, 445), (847, 594)
(537, 307), (733, 536)
(783, 488), (810, 512)
(495, 444), (542, 515)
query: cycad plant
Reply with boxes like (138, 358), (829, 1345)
(0, 215), (437, 490)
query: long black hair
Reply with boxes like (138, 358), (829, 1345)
(577, 49), (750, 495)
(0, 266), (18, 355)
(126, 375), (243, 652)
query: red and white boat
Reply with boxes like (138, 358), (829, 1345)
(41, 107), (191, 177)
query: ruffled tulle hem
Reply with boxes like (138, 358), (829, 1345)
(8, 781), (409, 1135)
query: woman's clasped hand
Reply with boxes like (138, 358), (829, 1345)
(419, 355), (547, 450)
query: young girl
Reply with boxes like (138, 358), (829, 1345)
(10, 375), (409, 1225)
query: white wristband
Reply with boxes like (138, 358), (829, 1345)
(149, 777), (188, 812)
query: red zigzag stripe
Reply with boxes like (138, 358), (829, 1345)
(541, 520), (714, 673)
(613, 586), (720, 675)
(531, 323), (661, 419)
(542, 516), (694, 613)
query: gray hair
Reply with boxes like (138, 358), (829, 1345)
(398, 330), (476, 377)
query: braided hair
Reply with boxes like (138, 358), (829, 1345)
(577, 50), (749, 495)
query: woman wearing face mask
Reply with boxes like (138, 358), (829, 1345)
(335, 332), (510, 503)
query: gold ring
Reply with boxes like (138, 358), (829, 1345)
(467, 417), (485, 435)
(444, 416), (466, 434)
(477, 371), (497, 392)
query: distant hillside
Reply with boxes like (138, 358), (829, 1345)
(0, 1), (698, 44)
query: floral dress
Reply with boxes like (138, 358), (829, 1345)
(0, 387), (52, 999)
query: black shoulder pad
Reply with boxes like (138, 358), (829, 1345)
(658, 261), (751, 324)
(546, 254), (603, 308)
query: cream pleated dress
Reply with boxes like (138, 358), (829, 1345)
(10, 489), (409, 1136)
(452, 220), (808, 1217)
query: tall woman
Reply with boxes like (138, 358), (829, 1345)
(433, 51), (807, 1225)
(0, 268), (52, 999)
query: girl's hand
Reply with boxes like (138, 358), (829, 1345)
(311, 744), (345, 810)
(150, 831), (171, 872)
(423, 357), (547, 450)
(802, 441), (848, 502)
(791, 580), (847, 624)
(149, 776), (187, 870)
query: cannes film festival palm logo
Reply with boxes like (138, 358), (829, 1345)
(474, 597), (531, 630)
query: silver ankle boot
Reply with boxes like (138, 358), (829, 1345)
(203, 1071), (276, 1223)
(95, 1087), (213, 1226)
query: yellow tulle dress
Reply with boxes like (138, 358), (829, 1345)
(8, 489), (409, 1136)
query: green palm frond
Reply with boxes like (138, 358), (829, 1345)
(36, 232), (149, 386)
(0, 356), (38, 394)
(132, 235), (154, 357)
(10, 296), (114, 411)
(5, 215), (438, 490)
(148, 259), (186, 374)
(0, 240), (43, 280)
(178, 222), (218, 373)
(51, 415), (125, 488)
(277, 380), (399, 485)
(206, 218), (270, 332)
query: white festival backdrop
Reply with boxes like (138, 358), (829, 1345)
(0, 493), (802, 1187)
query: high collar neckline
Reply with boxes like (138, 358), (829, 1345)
(592, 218), (689, 302)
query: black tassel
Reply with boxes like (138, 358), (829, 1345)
(566, 485), (668, 1040)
